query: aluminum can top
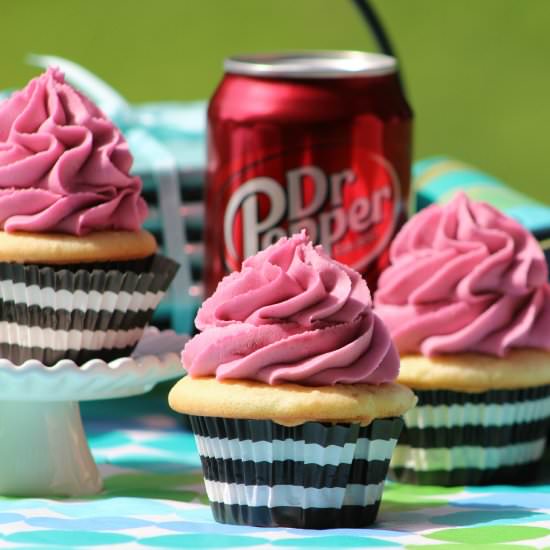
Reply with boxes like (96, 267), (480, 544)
(224, 50), (397, 79)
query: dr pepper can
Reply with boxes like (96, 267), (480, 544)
(204, 51), (413, 296)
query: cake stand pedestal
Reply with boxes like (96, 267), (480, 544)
(0, 329), (188, 497)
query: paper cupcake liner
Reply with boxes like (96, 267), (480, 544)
(0, 254), (179, 366)
(33, 256), (157, 274)
(391, 385), (550, 486)
(188, 415), (403, 529)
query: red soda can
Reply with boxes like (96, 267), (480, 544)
(204, 51), (413, 296)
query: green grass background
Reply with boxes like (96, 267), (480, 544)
(2, 0), (549, 203)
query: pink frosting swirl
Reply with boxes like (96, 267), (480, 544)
(375, 192), (550, 357)
(0, 68), (147, 235)
(183, 232), (399, 386)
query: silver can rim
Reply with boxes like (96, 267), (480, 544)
(224, 50), (397, 79)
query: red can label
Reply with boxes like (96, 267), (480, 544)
(222, 144), (401, 272)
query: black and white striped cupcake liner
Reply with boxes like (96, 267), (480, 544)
(187, 415), (404, 529)
(391, 385), (550, 486)
(0, 255), (179, 366)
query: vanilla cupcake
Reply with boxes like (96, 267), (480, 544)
(0, 68), (178, 365)
(169, 232), (416, 528)
(375, 192), (550, 485)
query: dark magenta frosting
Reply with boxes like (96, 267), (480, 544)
(375, 193), (550, 357)
(0, 68), (147, 235)
(183, 232), (400, 386)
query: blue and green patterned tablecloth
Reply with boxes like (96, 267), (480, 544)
(1, 387), (549, 549)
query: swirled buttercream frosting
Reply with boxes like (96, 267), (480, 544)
(375, 192), (550, 357)
(183, 231), (399, 386)
(0, 67), (147, 235)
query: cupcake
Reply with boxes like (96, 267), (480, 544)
(375, 192), (550, 485)
(0, 68), (179, 365)
(169, 231), (416, 528)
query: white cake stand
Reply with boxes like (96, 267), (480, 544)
(0, 328), (188, 497)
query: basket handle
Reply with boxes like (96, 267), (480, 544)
(351, 0), (406, 91)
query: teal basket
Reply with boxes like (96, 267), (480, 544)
(128, 101), (207, 333)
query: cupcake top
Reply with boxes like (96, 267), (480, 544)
(0, 68), (147, 235)
(183, 231), (400, 386)
(375, 192), (550, 357)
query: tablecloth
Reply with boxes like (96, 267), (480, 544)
(1, 386), (549, 549)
